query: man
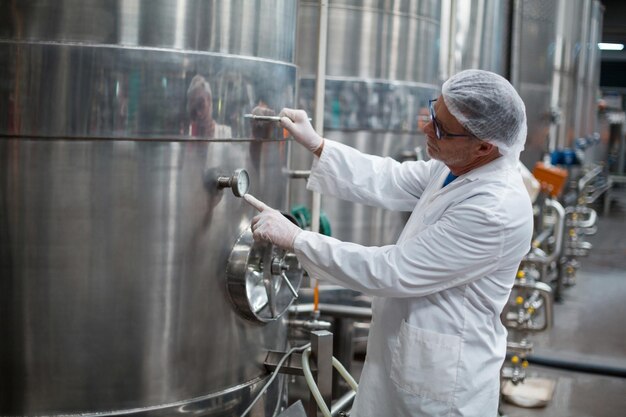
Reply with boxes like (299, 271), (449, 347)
(245, 70), (533, 416)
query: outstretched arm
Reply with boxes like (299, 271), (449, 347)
(244, 194), (505, 298)
(294, 203), (504, 297)
(279, 107), (433, 211)
(306, 140), (433, 211)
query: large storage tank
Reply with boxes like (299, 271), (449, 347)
(0, 1), (300, 415)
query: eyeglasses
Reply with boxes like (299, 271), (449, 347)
(428, 99), (474, 140)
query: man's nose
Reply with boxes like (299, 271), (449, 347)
(422, 119), (434, 136)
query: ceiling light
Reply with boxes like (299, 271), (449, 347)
(598, 43), (624, 51)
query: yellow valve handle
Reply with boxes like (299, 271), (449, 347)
(522, 360), (529, 368)
(511, 356), (520, 364)
(515, 296), (524, 305)
(516, 270), (525, 279)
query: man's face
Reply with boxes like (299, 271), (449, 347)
(423, 95), (480, 166)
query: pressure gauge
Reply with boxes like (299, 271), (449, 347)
(217, 169), (250, 197)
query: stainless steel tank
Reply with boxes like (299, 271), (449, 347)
(511, 0), (559, 167)
(441, 0), (511, 78)
(0, 1), (299, 416)
(578, 0), (605, 164)
(552, 0), (592, 151)
(512, 0), (604, 167)
(292, 0), (441, 246)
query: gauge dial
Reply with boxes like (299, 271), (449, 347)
(217, 168), (250, 197)
(233, 169), (250, 197)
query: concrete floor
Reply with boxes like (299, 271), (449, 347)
(500, 186), (626, 417)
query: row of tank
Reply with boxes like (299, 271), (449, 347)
(0, 0), (605, 416)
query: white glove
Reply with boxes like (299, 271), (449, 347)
(244, 194), (302, 251)
(279, 108), (324, 154)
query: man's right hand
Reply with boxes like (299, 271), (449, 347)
(279, 108), (324, 155)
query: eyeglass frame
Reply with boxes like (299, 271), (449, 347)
(428, 98), (475, 140)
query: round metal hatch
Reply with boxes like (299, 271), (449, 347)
(226, 228), (303, 323)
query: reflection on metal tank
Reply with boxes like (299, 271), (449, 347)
(512, 0), (604, 167)
(578, 0), (604, 164)
(511, 0), (559, 167)
(292, 0), (441, 246)
(441, 0), (511, 78)
(0, 1), (298, 416)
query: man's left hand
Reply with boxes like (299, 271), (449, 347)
(244, 194), (302, 251)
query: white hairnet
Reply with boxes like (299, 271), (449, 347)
(442, 69), (527, 161)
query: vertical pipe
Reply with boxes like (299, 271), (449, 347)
(588, 1), (603, 139)
(470, 0), (486, 69)
(549, 0), (567, 153)
(574, 0), (592, 139)
(311, 0), (328, 288)
(509, 0), (522, 87)
(439, 0), (454, 82)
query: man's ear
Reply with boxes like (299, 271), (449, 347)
(476, 140), (496, 157)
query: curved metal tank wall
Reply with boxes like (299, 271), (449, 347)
(577, 0), (604, 164)
(512, 0), (604, 168)
(553, 0), (593, 151)
(441, 0), (511, 78)
(511, 0), (559, 167)
(0, 1), (297, 415)
(292, 0), (441, 246)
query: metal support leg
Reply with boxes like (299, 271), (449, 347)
(332, 318), (354, 398)
(555, 259), (564, 302)
(604, 176), (613, 217)
(308, 330), (333, 417)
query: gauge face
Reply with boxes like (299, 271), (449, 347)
(233, 169), (250, 197)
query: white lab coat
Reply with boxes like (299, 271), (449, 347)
(293, 140), (533, 417)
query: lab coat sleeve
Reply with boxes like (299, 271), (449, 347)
(306, 140), (434, 211)
(293, 202), (505, 297)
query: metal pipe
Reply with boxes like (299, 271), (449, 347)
(291, 303), (373, 321)
(286, 169), (312, 179)
(549, 0), (567, 152)
(520, 282), (553, 331)
(330, 389), (357, 416)
(470, 0), (486, 69)
(440, 0), (457, 80)
(311, 0), (328, 238)
(525, 199), (565, 265)
(573, 0), (592, 138)
(525, 354), (626, 379)
(565, 206), (597, 229)
(532, 225), (555, 248)
(546, 198), (565, 264)
(309, 0), (328, 294)
(577, 165), (603, 192)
